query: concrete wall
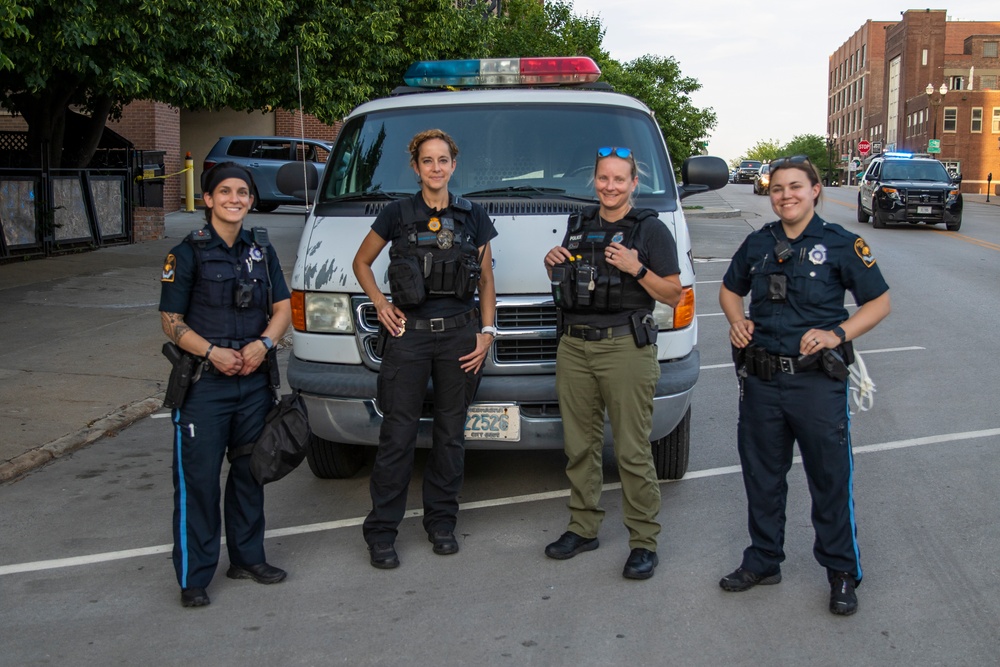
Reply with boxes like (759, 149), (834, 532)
(181, 109), (276, 201)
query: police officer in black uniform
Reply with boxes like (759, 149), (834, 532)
(159, 162), (291, 607)
(718, 155), (890, 616)
(353, 129), (497, 569)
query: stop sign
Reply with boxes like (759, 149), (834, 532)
(858, 139), (871, 156)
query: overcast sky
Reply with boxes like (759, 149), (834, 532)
(568, 1), (1000, 163)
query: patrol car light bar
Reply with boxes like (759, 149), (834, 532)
(403, 57), (602, 88)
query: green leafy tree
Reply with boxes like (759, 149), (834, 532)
(779, 133), (834, 181)
(736, 139), (783, 166)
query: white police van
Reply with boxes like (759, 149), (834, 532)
(285, 57), (728, 480)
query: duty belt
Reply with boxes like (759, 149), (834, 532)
(201, 360), (270, 376)
(407, 309), (477, 332)
(742, 346), (820, 379)
(564, 324), (632, 341)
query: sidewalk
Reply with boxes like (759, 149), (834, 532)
(682, 188), (742, 218)
(0, 209), (306, 483)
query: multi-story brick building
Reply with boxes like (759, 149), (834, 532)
(830, 9), (1000, 194)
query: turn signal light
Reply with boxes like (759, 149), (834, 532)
(673, 287), (695, 329)
(291, 290), (306, 331)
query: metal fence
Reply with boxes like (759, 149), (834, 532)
(0, 133), (135, 261)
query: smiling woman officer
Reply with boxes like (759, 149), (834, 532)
(717, 155), (890, 616)
(159, 161), (292, 608)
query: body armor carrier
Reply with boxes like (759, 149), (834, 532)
(387, 196), (481, 308)
(550, 206), (658, 313)
(184, 228), (269, 347)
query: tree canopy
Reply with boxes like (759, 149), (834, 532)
(1, 0), (717, 171)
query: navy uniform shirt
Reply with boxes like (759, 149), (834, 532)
(159, 225), (290, 342)
(372, 192), (497, 319)
(722, 214), (889, 356)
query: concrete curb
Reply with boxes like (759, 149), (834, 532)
(0, 395), (164, 484)
(685, 208), (742, 219)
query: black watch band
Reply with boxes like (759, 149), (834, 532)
(635, 265), (648, 280)
(833, 326), (847, 344)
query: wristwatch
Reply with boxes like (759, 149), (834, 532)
(481, 326), (498, 338)
(260, 336), (274, 350)
(832, 326), (847, 344)
(635, 265), (649, 280)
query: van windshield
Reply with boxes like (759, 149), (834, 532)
(320, 103), (677, 206)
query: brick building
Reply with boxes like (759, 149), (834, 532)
(830, 9), (1000, 194)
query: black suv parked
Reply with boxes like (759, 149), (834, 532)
(856, 153), (962, 231)
(735, 159), (762, 184)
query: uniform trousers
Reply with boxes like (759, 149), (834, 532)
(737, 369), (862, 582)
(363, 321), (480, 545)
(171, 372), (271, 589)
(556, 333), (661, 550)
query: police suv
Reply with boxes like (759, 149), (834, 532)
(286, 57), (728, 481)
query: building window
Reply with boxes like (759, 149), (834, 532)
(861, 44), (866, 67)
(972, 108), (983, 133)
(950, 76), (964, 91)
(943, 107), (957, 132)
(984, 41), (998, 58)
(993, 108), (1000, 133)
(922, 49), (928, 66)
(981, 75), (997, 90)
(860, 77), (864, 99)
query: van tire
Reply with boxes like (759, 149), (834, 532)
(651, 407), (691, 480)
(305, 434), (365, 479)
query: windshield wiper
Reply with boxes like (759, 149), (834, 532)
(463, 185), (567, 197)
(332, 190), (411, 202)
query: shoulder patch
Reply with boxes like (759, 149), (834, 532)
(161, 253), (177, 282)
(854, 237), (876, 267)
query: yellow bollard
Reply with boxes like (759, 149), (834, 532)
(184, 152), (195, 212)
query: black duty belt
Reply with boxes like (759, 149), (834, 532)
(202, 360), (269, 376)
(564, 324), (632, 341)
(744, 349), (820, 377)
(407, 309), (477, 332)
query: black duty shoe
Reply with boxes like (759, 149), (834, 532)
(544, 531), (599, 560)
(622, 548), (659, 580)
(226, 562), (287, 585)
(369, 542), (400, 569)
(829, 572), (858, 616)
(428, 530), (459, 555)
(719, 566), (782, 592)
(181, 587), (210, 608)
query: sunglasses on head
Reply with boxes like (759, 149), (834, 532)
(597, 146), (632, 159)
(769, 155), (812, 170)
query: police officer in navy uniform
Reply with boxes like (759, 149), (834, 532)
(542, 146), (681, 580)
(159, 162), (291, 607)
(353, 129), (497, 569)
(718, 155), (891, 615)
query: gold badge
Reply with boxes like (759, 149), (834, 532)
(161, 253), (177, 282)
(428, 217), (441, 232)
(854, 238), (876, 268)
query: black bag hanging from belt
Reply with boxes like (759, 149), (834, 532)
(246, 390), (310, 484)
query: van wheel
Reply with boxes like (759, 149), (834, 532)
(650, 407), (691, 480)
(305, 434), (365, 479)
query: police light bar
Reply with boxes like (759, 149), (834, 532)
(883, 151), (914, 158)
(403, 57), (602, 88)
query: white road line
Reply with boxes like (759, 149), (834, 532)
(3, 425), (998, 577)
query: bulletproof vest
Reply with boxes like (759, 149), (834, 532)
(183, 228), (270, 347)
(387, 196), (481, 308)
(552, 206), (657, 313)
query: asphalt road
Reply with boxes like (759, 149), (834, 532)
(2, 188), (1000, 666)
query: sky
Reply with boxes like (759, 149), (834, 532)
(568, 1), (1000, 163)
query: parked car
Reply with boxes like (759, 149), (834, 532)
(283, 56), (729, 481)
(203, 136), (332, 212)
(856, 152), (962, 231)
(735, 159), (763, 184)
(752, 163), (771, 195)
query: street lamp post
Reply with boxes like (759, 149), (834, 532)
(826, 132), (839, 186)
(926, 82), (948, 150)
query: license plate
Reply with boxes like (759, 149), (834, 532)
(917, 205), (932, 214)
(465, 404), (520, 441)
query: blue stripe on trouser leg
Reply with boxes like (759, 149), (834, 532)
(172, 409), (189, 588)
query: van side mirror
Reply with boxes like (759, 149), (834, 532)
(678, 155), (729, 199)
(277, 162), (320, 201)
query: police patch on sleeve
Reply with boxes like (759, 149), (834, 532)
(161, 254), (176, 282)
(854, 238), (876, 267)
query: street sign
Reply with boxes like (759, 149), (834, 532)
(873, 141), (882, 154)
(928, 139), (941, 154)
(858, 140), (871, 155)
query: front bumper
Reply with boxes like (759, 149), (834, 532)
(287, 349), (700, 450)
(874, 193), (962, 224)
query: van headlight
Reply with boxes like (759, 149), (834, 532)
(294, 291), (355, 333)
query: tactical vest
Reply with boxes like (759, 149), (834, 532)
(387, 196), (481, 308)
(184, 228), (270, 348)
(551, 206), (657, 313)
